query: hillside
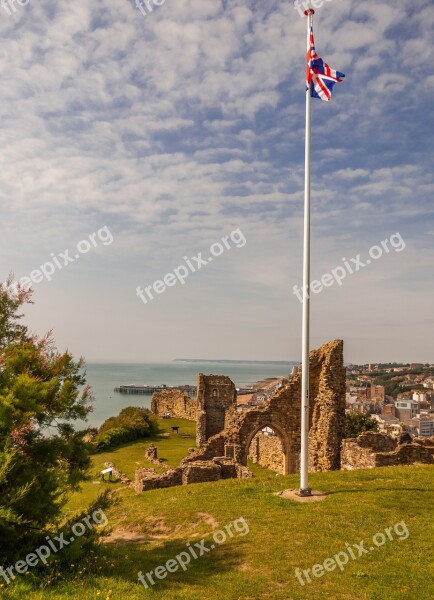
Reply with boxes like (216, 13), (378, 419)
(3, 419), (433, 600)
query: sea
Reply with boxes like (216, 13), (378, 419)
(78, 361), (297, 430)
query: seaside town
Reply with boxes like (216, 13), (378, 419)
(345, 363), (434, 438)
(239, 363), (434, 439)
(116, 361), (434, 441)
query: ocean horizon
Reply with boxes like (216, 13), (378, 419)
(79, 360), (298, 429)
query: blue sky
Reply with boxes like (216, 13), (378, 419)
(0, 0), (433, 363)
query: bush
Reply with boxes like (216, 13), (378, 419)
(345, 413), (378, 438)
(95, 407), (158, 451)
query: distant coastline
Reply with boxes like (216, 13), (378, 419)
(173, 359), (298, 365)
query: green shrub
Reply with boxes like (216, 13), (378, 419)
(95, 407), (158, 451)
(344, 413), (378, 438)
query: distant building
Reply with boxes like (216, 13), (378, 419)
(370, 384), (385, 402)
(422, 378), (434, 390)
(394, 400), (419, 423)
(372, 413), (401, 437)
(346, 397), (381, 415)
(382, 404), (397, 416)
(410, 416), (434, 437)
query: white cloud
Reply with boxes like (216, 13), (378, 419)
(0, 0), (433, 362)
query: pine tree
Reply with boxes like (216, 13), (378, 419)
(0, 277), (94, 563)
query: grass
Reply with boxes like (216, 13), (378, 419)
(94, 416), (196, 477)
(2, 422), (433, 600)
(66, 416), (197, 512)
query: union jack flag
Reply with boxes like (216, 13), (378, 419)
(307, 25), (345, 101)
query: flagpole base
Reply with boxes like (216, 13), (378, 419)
(297, 487), (312, 497)
(275, 489), (327, 503)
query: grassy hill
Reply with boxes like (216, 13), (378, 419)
(2, 418), (433, 600)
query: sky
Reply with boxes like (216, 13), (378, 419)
(0, 0), (433, 364)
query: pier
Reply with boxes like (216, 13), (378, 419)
(114, 384), (254, 397)
(114, 384), (197, 397)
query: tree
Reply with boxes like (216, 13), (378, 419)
(0, 277), (94, 564)
(344, 413), (378, 438)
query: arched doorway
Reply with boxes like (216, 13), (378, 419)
(247, 426), (286, 474)
(239, 420), (296, 475)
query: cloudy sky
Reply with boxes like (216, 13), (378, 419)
(1, 0), (433, 363)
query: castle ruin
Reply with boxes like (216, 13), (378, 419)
(139, 339), (346, 491)
(185, 339), (346, 474)
(118, 339), (433, 493)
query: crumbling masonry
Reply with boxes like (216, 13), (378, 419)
(119, 339), (434, 493)
(196, 374), (237, 446)
(185, 339), (346, 475)
(143, 340), (346, 492)
(151, 388), (198, 420)
(341, 431), (434, 469)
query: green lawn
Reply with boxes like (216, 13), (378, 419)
(2, 423), (433, 600)
(66, 416), (197, 513)
(95, 416), (196, 477)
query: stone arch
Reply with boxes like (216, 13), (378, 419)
(244, 423), (289, 475)
(194, 340), (345, 475)
(237, 418), (297, 475)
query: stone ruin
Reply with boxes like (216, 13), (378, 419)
(341, 431), (434, 470)
(145, 443), (167, 468)
(134, 339), (346, 491)
(183, 339), (346, 475)
(118, 339), (432, 493)
(248, 431), (285, 474)
(151, 388), (198, 420)
(133, 458), (252, 493)
(196, 374), (237, 446)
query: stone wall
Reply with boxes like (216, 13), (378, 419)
(196, 374), (237, 447)
(341, 431), (434, 470)
(375, 444), (434, 466)
(145, 443), (168, 468)
(137, 340), (346, 491)
(134, 467), (183, 492)
(182, 461), (222, 485)
(308, 341), (346, 471)
(133, 457), (253, 492)
(151, 389), (198, 420)
(413, 436), (434, 456)
(217, 340), (346, 474)
(247, 432), (285, 474)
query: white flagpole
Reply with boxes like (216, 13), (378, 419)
(299, 8), (315, 496)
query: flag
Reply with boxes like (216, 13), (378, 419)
(306, 25), (345, 102)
